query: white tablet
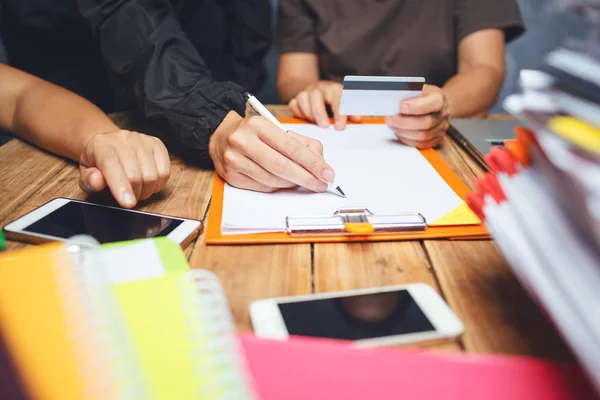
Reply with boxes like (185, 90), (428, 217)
(3, 198), (202, 248)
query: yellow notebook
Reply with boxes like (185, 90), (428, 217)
(114, 270), (255, 400)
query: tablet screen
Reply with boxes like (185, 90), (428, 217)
(23, 201), (184, 244)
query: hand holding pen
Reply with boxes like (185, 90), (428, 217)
(208, 95), (345, 196)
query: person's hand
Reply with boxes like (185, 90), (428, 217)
(288, 80), (362, 130)
(209, 112), (336, 193)
(384, 84), (450, 149)
(79, 130), (171, 208)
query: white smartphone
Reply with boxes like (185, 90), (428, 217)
(250, 283), (463, 347)
(3, 198), (202, 248)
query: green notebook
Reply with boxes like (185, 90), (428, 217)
(105, 239), (255, 400)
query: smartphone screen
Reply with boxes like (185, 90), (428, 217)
(21, 201), (184, 244)
(278, 290), (435, 340)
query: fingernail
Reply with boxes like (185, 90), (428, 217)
(322, 168), (335, 183)
(81, 181), (93, 192)
(318, 119), (328, 128)
(318, 182), (328, 192)
(401, 103), (411, 113)
(122, 191), (135, 206)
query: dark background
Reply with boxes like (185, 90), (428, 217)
(0, 0), (590, 113)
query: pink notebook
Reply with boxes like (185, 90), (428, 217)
(239, 335), (597, 400)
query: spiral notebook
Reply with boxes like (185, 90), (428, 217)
(0, 238), (255, 400)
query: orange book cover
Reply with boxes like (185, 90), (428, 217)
(0, 243), (118, 400)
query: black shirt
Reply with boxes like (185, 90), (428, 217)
(0, 0), (272, 166)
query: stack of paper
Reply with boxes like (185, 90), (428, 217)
(222, 124), (470, 235)
(465, 2), (600, 394)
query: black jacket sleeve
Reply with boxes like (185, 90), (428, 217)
(77, 0), (247, 167)
(221, 0), (272, 93)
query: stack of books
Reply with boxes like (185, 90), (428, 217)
(467, 0), (600, 393)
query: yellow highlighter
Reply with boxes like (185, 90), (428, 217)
(548, 116), (600, 155)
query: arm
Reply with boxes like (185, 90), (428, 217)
(0, 64), (117, 161)
(77, 0), (247, 166)
(0, 64), (170, 208)
(442, 29), (506, 118)
(222, 0), (273, 93)
(385, 29), (507, 148)
(278, 53), (361, 129)
(79, 0), (337, 194)
(277, 53), (319, 102)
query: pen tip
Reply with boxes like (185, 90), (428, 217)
(336, 186), (346, 198)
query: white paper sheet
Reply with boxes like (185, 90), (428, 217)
(91, 240), (165, 283)
(221, 124), (464, 234)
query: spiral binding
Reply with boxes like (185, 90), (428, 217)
(178, 270), (258, 400)
(51, 244), (147, 400)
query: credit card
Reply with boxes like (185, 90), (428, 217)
(339, 76), (425, 116)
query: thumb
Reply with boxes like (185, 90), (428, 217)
(400, 84), (434, 114)
(79, 166), (107, 193)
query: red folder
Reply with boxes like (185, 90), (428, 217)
(239, 334), (597, 400)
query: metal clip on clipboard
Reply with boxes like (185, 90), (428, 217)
(285, 208), (427, 236)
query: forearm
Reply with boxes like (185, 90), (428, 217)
(3, 75), (117, 161)
(278, 78), (320, 103)
(78, 0), (246, 166)
(442, 65), (504, 118)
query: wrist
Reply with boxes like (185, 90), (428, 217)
(210, 111), (244, 159)
(77, 125), (118, 163)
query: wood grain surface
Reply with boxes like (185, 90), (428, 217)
(0, 109), (572, 360)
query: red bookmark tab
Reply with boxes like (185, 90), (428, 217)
(474, 174), (507, 204)
(486, 147), (518, 176)
(466, 192), (486, 221)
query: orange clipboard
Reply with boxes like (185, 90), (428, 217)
(206, 118), (489, 245)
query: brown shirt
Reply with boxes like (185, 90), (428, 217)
(278, 0), (524, 87)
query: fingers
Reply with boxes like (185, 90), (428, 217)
(390, 119), (449, 149)
(400, 85), (445, 116)
(249, 140), (329, 192)
(288, 98), (303, 119)
(396, 135), (444, 149)
(116, 146), (143, 201)
(309, 89), (330, 128)
(95, 147), (137, 208)
(221, 149), (295, 190)
(325, 85), (347, 131)
(210, 115), (337, 194)
(257, 126), (334, 190)
(224, 170), (279, 193)
(295, 91), (315, 123)
(80, 131), (172, 208)
(79, 167), (106, 192)
(136, 146), (159, 201)
(152, 138), (171, 193)
(289, 131), (324, 155)
(385, 113), (442, 132)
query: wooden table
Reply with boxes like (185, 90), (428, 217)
(0, 106), (573, 360)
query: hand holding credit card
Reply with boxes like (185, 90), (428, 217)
(288, 76), (449, 149)
(339, 76), (425, 116)
(340, 76), (450, 149)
